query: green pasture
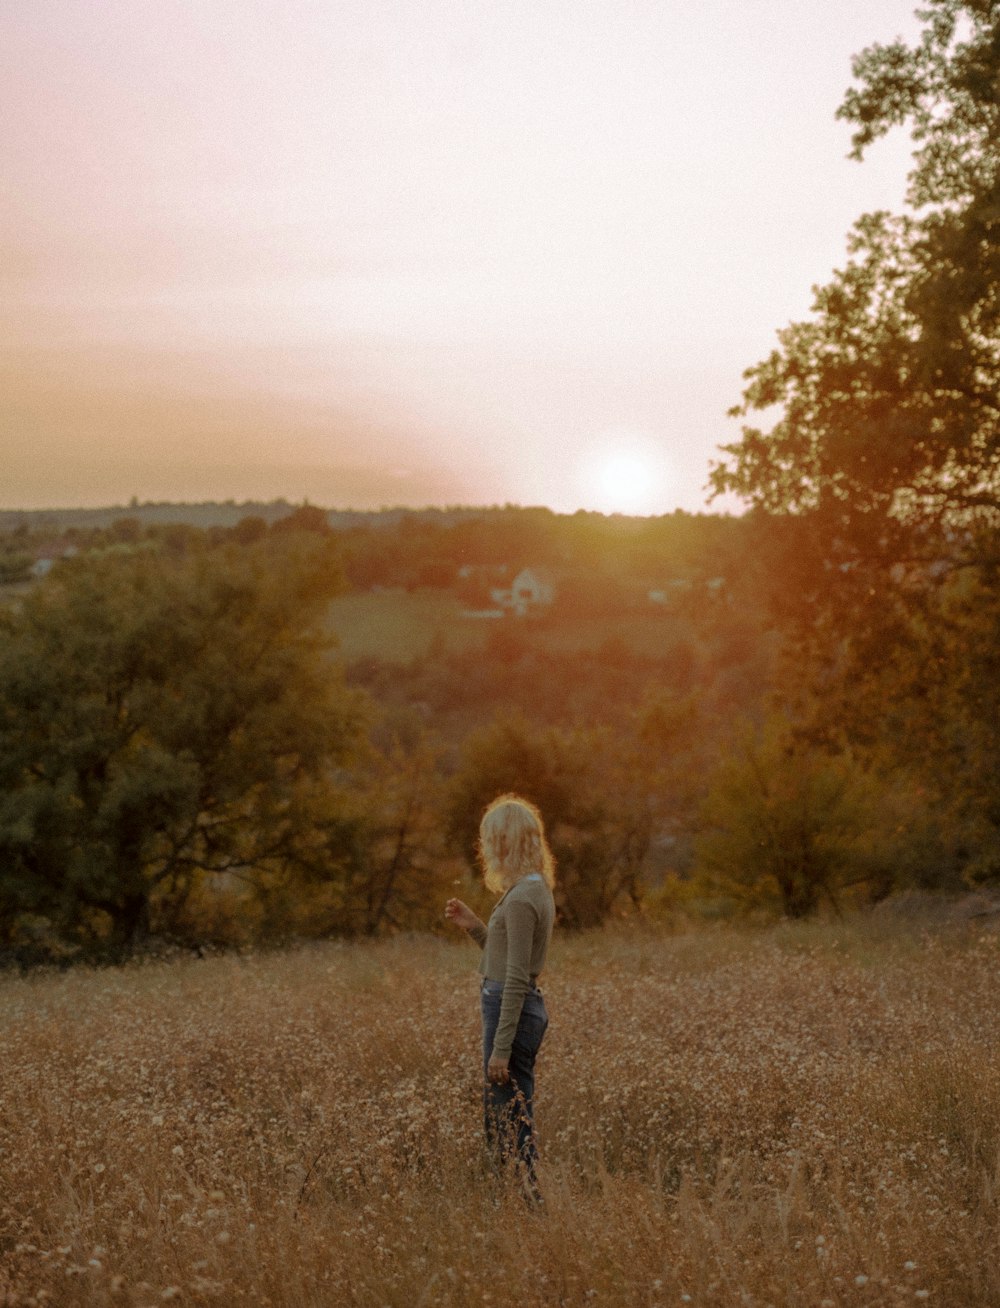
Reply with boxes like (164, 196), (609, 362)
(326, 588), (688, 661)
(326, 589), (483, 660)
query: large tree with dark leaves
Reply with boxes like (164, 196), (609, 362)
(716, 0), (998, 546)
(0, 535), (365, 953)
(712, 0), (1000, 879)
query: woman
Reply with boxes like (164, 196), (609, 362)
(445, 793), (556, 1200)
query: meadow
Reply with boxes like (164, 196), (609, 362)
(326, 589), (481, 660)
(2, 909), (999, 1307)
(325, 587), (697, 662)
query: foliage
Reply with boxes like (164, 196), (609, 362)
(0, 550), (32, 585)
(710, 0), (1000, 880)
(695, 720), (885, 918)
(0, 504), (784, 950)
(270, 502), (334, 537)
(445, 701), (702, 928)
(714, 0), (999, 542)
(0, 536), (365, 953)
(713, 0), (1000, 617)
(291, 715), (455, 938)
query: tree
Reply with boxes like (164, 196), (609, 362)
(286, 714), (454, 937)
(0, 535), (365, 954)
(444, 708), (697, 927)
(342, 728), (452, 934)
(231, 514), (268, 546)
(271, 503), (334, 536)
(714, 0), (999, 549)
(710, 1), (1000, 877)
(0, 549), (32, 585)
(695, 720), (882, 918)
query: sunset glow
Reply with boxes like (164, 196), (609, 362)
(0, 0), (921, 512)
(581, 437), (672, 517)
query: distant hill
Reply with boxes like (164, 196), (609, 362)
(0, 501), (513, 532)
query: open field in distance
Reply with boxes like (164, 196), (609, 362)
(2, 582), (696, 663)
(326, 589), (482, 661)
(326, 588), (694, 662)
(3, 908), (1000, 1306)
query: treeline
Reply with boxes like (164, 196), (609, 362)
(0, 508), (766, 959)
(1, 495), (989, 965)
(3, 499), (753, 595)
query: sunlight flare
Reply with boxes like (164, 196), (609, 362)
(579, 433), (673, 515)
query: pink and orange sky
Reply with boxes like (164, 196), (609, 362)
(2, 0), (922, 514)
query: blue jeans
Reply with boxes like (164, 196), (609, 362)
(480, 979), (548, 1189)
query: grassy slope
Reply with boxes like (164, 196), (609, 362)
(3, 911), (999, 1306)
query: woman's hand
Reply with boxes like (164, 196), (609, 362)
(444, 898), (480, 932)
(487, 1054), (510, 1085)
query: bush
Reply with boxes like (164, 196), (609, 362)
(694, 719), (883, 918)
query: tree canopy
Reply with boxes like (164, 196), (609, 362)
(709, 0), (1000, 881)
(0, 536), (364, 953)
(713, 0), (999, 564)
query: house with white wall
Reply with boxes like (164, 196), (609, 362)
(491, 567), (556, 617)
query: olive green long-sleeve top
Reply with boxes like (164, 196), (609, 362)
(468, 873), (555, 1060)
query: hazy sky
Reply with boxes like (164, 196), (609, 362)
(2, 0), (923, 513)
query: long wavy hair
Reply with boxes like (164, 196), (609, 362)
(477, 793), (556, 896)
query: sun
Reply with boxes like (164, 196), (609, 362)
(579, 434), (671, 515)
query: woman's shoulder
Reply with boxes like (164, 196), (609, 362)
(509, 874), (553, 905)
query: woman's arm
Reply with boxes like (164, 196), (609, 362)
(444, 898), (487, 947)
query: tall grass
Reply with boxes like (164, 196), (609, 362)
(3, 913), (1000, 1306)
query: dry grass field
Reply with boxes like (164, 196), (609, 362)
(3, 910), (1000, 1307)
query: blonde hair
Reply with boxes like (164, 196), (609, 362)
(478, 793), (556, 896)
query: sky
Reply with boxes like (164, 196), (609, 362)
(1, 0), (924, 515)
